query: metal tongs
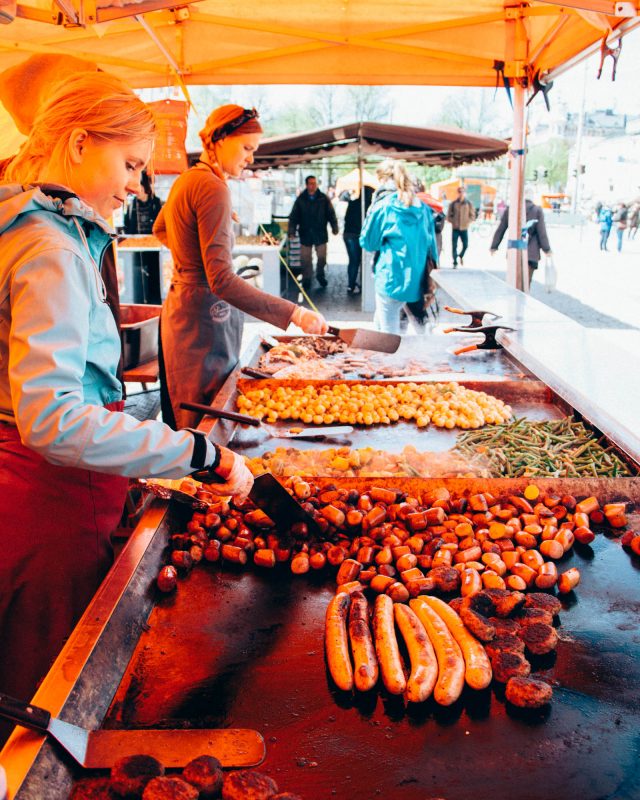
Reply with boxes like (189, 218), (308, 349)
(442, 306), (514, 355)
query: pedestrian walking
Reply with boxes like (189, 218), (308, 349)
(612, 202), (628, 252)
(598, 206), (613, 251)
(288, 175), (339, 290)
(628, 202), (639, 239)
(490, 191), (552, 285)
(446, 185), (476, 267)
(341, 185), (373, 294)
(360, 161), (437, 334)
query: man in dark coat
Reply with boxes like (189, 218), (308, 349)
(490, 196), (552, 285)
(289, 175), (339, 290)
(341, 185), (373, 294)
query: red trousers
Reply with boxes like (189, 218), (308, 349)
(0, 419), (128, 744)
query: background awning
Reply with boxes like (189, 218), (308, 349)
(251, 122), (509, 169)
(0, 1), (638, 88)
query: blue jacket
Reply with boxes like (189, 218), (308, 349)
(360, 192), (437, 302)
(0, 184), (213, 477)
(598, 207), (613, 231)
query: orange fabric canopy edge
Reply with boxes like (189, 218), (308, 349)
(0, 1), (638, 88)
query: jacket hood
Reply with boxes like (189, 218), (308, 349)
(0, 184), (115, 237)
(386, 192), (426, 225)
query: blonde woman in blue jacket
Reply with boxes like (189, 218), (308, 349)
(360, 161), (437, 334)
(0, 72), (252, 739)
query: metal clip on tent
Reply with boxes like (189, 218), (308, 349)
(597, 35), (622, 81)
(526, 70), (553, 112)
(445, 324), (516, 356)
(443, 306), (501, 330)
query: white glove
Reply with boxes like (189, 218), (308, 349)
(291, 305), (328, 334)
(207, 448), (254, 501)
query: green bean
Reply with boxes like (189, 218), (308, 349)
(455, 416), (633, 478)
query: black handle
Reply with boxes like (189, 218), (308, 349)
(240, 367), (272, 379)
(179, 401), (260, 427)
(327, 325), (340, 337)
(0, 693), (51, 732)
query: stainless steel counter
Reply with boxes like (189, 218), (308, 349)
(433, 268), (640, 465)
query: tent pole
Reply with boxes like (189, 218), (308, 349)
(506, 81), (527, 291)
(360, 127), (375, 313)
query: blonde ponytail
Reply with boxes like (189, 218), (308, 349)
(392, 161), (415, 207)
(4, 71), (155, 185)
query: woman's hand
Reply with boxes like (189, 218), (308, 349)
(291, 306), (328, 334)
(205, 446), (254, 500)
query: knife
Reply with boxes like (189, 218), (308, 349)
(270, 425), (353, 439)
(0, 694), (265, 768)
(327, 325), (401, 353)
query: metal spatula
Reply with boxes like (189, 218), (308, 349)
(0, 694), (265, 768)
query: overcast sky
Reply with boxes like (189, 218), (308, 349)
(224, 27), (640, 130)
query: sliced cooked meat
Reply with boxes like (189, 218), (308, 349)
(489, 617), (521, 636)
(485, 634), (526, 660)
(524, 592), (562, 617)
(491, 650), (531, 683)
(492, 590), (526, 618)
(520, 622), (558, 655)
(505, 676), (553, 708)
(460, 606), (496, 642)
(519, 607), (554, 627)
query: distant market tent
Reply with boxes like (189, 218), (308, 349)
(251, 122), (509, 170)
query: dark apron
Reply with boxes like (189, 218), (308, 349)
(160, 276), (243, 430)
(0, 406), (128, 744)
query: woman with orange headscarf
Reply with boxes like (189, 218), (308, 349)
(154, 105), (327, 429)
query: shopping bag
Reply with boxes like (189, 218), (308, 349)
(544, 255), (557, 293)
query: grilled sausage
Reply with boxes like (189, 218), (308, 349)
(111, 755), (164, 797)
(393, 602), (438, 703)
(325, 592), (354, 691)
(420, 595), (492, 691)
(373, 595), (406, 695)
(182, 756), (223, 800)
(348, 592), (379, 691)
(410, 598), (465, 706)
(488, 617), (521, 636)
(221, 770), (278, 800)
(142, 777), (198, 800)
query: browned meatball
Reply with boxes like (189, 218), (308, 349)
(519, 607), (554, 627)
(222, 770), (279, 800)
(111, 755), (165, 797)
(492, 590), (526, 618)
(491, 650), (531, 683)
(428, 566), (460, 593)
(460, 606), (496, 642)
(520, 622), (558, 655)
(448, 596), (464, 614)
(464, 591), (496, 618)
(142, 776), (199, 800)
(524, 592), (562, 617)
(182, 755), (223, 799)
(485, 634), (526, 661)
(489, 617), (521, 636)
(505, 676), (553, 708)
(70, 778), (114, 799)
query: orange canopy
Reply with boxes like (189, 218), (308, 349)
(0, 1), (638, 88)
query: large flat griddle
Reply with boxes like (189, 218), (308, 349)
(101, 478), (640, 800)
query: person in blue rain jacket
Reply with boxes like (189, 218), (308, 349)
(360, 160), (437, 334)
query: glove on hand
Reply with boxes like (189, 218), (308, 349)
(291, 305), (328, 334)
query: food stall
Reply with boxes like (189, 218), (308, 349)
(3, 269), (640, 798)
